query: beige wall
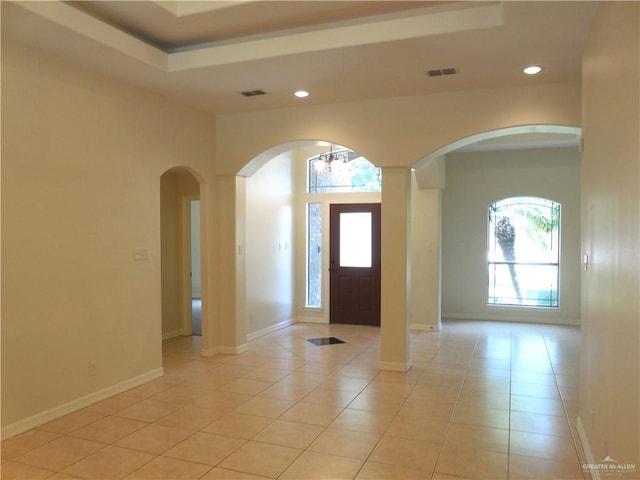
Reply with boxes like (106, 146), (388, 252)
(442, 147), (582, 324)
(1, 39), (216, 435)
(579, 2), (639, 473)
(216, 82), (581, 174)
(411, 175), (442, 331)
(245, 153), (295, 336)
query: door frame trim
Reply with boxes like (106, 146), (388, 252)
(179, 194), (199, 335)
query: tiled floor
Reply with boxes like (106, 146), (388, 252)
(2, 320), (588, 479)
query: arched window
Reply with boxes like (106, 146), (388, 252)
(488, 196), (560, 307)
(308, 149), (381, 193)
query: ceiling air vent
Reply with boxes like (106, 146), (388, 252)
(426, 67), (458, 77)
(241, 89), (266, 97)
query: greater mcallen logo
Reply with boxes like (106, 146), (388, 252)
(583, 456), (636, 476)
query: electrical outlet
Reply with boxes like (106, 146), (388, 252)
(89, 361), (97, 376)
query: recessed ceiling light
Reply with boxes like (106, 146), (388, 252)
(523, 65), (543, 75)
(294, 90), (309, 98)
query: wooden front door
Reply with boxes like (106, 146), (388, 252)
(329, 203), (381, 326)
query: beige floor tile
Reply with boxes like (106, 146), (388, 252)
(456, 390), (510, 410)
(163, 432), (245, 466)
(279, 371), (327, 388)
(257, 382), (316, 401)
(362, 381), (415, 398)
(115, 423), (194, 454)
(241, 367), (291, 383)
(431, 473), (472, 480)
(330, 408), (394, 435)
(0, 460), (54, 479)
(150, 384), (212, 404)
(202, 412), (273, 439)
(125, 455), (212, 479)
(62, 445), (154, 479)
(280, 451), (363, 479)
(369, 435), (440, 474)
(67, 415), (146, 444)
(443, 423), (509, 454)
(509, 430), (580, 463)
(232, 396), (295, 418)
(398, 398), (456, 420)
(85, 394), (142, 415)
(217, 378), (273, 395)
(218, 441), (301, 478)
(510, 381), (562, 400)
(452, 403), (510, 429)
(39, 410), (105, 434)
(308, 427), (380, 460)
(123, 382), (173, 399)
(154, 405), (224, 430)
(336, 364), (380, 380)
(435, 447), (508, 480)
(510, 395), (566, 416)
(355, 460), (430, 479)
(319, 375), (371, 392)
(384, 414), (449, 444)
(300, 387), (360, 408)
(193, 391), (253, 412)
(510, 371), (556, 386)
(509, 453), (585, 479)
(409, 384), (461, 403)
(15, 436), (105, 472)
(347, 392), (405, 415)
(510, 411), (572, 437)
(374, 369), (423, 385)
(252, 419), (324, 449)
(201, 467), (270, 479)
(1, 429), (61, 459)
(462, 376), (511, 394)
(114, 399), (181, 423)
(279, 402), (344, 426)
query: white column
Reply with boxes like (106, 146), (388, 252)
(379, 167), (412, 371)
(203, 174), (248, 356)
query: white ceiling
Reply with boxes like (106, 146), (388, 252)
(2, 0), (598, 122)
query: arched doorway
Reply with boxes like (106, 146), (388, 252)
(410, 125), (582, 331)
(160, 167), (203, 341)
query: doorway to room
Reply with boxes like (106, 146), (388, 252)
(329, 203), (381, 326)
(189, 199), (202, 335)
(160, 168), (202, 340)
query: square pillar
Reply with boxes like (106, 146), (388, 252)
(380, 167), (412, 371)
(204, 174), (248, 355)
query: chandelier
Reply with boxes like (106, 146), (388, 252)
(313, 147), (349, 173)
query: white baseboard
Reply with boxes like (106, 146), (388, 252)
(577, 416), (598, 480)
(201, 344), (249, 357)
(442, 312), (581, 326)
(1, 368), (164, 440)
(411, 323), (440, 332)
(247, 318), (297, 342)
(294, 316), (328, 324)
(379, 360), (413, 372)
(162, 329), (183, 340)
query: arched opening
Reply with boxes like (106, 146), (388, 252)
(241, 140), (382, 339)
(160, 167), (204, 347)
(409, 125), (581, 328)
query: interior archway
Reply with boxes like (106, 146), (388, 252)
(160, 167), (204, 347)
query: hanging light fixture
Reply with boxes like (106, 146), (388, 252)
(313, 147), (349, 172)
